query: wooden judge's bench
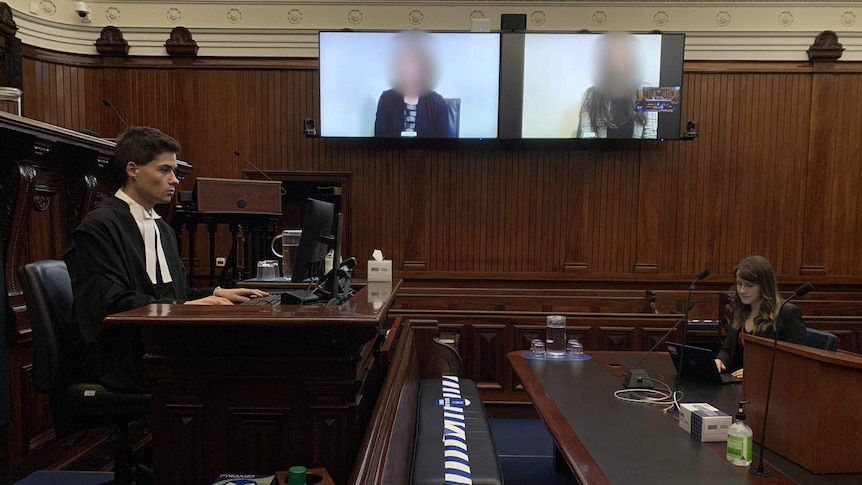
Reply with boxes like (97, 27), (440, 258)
(105, 280), (401, 484)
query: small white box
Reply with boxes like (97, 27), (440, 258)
(679, 403), (731, 442)
(471, 18), (492, 32)
(367, 259), (393, 282)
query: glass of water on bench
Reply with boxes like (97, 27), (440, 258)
(531, 339), (546, 357)
(546, 315), (567, 358)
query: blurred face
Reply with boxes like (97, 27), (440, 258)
(735, 278), (763, 306)
(395, 46), (426, 96)
(124, 152), (179, 210)
(599, 37), (639, 98)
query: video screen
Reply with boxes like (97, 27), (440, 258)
(319, 31), (501, 139)
(519, 33), (682, 139)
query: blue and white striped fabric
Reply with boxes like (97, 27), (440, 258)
(442, 375), (473, 485)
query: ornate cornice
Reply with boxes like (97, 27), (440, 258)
(4, 0), (862, 60)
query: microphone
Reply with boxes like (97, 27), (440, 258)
(675, 270), (711, 384)
(622, 301), (693, 389)
(234, 150), (286, 195)
(749, 282), (813, 477)
(101, 98), (129, 129)
(623, 269), (709, 390)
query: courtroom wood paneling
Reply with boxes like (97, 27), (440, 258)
(18, 50), (862, 283)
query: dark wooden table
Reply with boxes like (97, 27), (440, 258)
(508, 350), (862, 485)
(105, 280), (401, 485)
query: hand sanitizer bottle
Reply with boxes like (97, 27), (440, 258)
(727, 401), (753, 466)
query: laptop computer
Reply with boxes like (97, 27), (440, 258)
(666, 342), (741, 385)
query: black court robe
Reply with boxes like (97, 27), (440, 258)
(64, 195), (212, 392)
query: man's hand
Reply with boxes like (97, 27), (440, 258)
(731, 368), (744, 379)
(184, 295), (234, 306)
(213, 287), (269, 304)
(714, 358), (726, 373)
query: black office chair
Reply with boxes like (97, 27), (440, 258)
(19, 260), (151, 484)
(444, 98), (461, 137)
(802, 328), (838, 352)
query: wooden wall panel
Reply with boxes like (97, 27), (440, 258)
(16, 50), (862, 283)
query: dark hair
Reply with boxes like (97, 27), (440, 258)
(111, 126), (181, 190)
(730, 255), (782, 333)
(578, 34), (646, 135)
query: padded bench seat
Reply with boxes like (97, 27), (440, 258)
(412, 377), (503, 485)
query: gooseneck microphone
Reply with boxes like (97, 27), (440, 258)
(749, 282), (813, 477)
(101, 98), (129, 129)
(234, 150), (286, 195)
(622, 269), (710, 390)
(623, 301), (693, 389)
(675, 269), (711, 385)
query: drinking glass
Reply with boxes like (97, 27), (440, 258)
(567, 339), (584, 357)
(530, 339), (546, 357)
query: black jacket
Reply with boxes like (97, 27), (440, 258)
(64, 195), (211, 392)
(373, 89), (455, 138)
(716, 303), (806, 372)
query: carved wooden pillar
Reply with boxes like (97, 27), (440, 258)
(801, 31), (844, 276)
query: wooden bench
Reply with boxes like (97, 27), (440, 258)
(349, 318), (502, 485)
(395, 286), (658, 314)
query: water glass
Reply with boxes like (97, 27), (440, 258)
(567, 339), (584, 357)
(530, 339), (546, 357)
(256, 260), (280, 280)
(546, 315), (567, 358)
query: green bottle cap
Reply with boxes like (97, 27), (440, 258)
(288, 466), (307, 485)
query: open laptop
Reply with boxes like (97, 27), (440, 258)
(666, 342), (741, 385)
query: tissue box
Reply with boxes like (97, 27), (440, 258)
(211, 474), (275, 485)
(367, 260), (393, 282)
(678, 403), (731, 442)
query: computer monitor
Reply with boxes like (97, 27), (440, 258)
(291, 198), (335, 283)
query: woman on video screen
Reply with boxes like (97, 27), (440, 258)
(374, 31), (455, 139)
(577, 34), (658, 139)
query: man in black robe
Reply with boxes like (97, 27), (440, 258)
(65, 127), (267, 392)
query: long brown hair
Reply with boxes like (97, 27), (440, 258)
(577, 34), (646, 135)
(730, 255), (782, 334)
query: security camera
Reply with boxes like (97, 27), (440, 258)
(683, 120), (699, 140)
(75, 2), (91, 22)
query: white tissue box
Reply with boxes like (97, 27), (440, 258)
(678, 403), (731, 442)
(367, 260), (393, 281)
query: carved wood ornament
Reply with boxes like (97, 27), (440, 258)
(807, 30), (844, 62)
(165, 26), (198, 58)
(95, 26), (130, 56)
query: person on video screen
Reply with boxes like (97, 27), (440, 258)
(577, 34), (658, 139)
(374, 31), (456, 139)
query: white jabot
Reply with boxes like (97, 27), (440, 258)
(115, 189), (173, 284)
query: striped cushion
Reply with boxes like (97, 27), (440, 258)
(412, 377), (503, 485)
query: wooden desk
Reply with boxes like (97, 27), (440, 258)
(105, 280), (401, 485)
(508, 350), (862, 485)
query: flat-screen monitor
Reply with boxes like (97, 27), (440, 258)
(291, 198), (335, 283)
(319, 31), (501, 139)
(508, 33), (685, 140)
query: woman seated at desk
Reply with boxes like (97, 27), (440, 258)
(715, 255), (806, 380)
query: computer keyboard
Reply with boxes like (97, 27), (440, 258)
(241, 294), (283, 306)
(239, 290), (321, 306)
